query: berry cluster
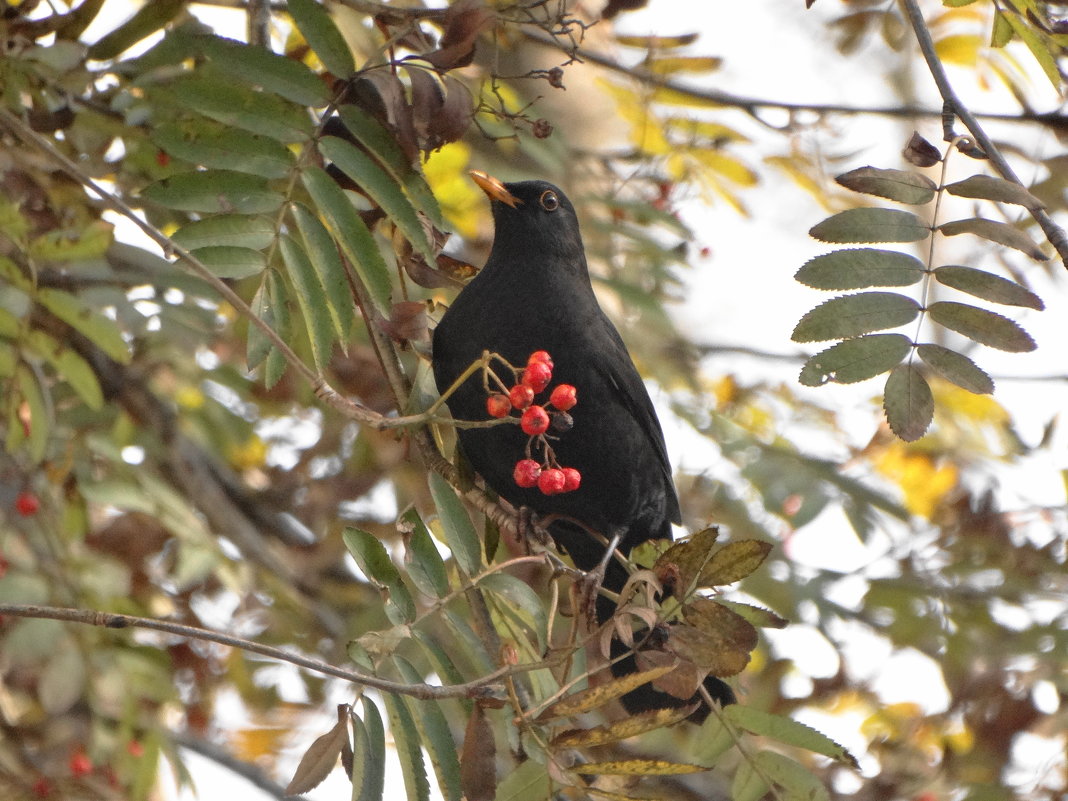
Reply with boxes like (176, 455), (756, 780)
(483, 350), (582, 496)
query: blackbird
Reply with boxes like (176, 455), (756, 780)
(432, 171), (734, 715)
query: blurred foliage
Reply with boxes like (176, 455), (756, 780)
(0, 0), (1065, 800)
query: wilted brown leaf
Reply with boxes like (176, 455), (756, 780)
(284, 714), (350, 795)
(345, 69), (418, 164)
(903, 131), (942, 167)
(424, 0), (494, 70)
(460, 705), (495, 801)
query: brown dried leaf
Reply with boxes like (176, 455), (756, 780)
(460, 705), (495, 801)
(903, 131), (942, 167)
(602, 0), (649, 20)
(436, 253), (479, 282)
(698, 539), (773, 587)
(636, 649), (705, 699)
(379, 300), (429, 344)
(654, 525), (719, 595)
(284, 715), (349, 795)
(669, 615), (752, 679)
(424, 0), (494, 70)
(535, 663), (677, 721)
(346, 69), (418, 165)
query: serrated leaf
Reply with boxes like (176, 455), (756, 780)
(428, 473), (482, 576)
(536, 664), (678, 721)
(302, 166), (393, 316)
(571, 759), (706, 776)
(799, 333), (912, 386)
(655, 526), (720, 594)
(401, 508), (450, 598)
(916, 344), (994, 394)
(25, 330), (104, 410)
(411, 631), (467, 691)
(292, 203), (355, 343)
(35, 288), (130, 364)
(990, 8), (1013, 47)
(349, 714), (373, 801)
(699, 540), (772, 587)
(153, 123), (295, 178)
(195, 35), (330, 106)
(792, 292), (920, 342)
(939, 217), (1047, 260)
(716, 600), (788, 630)
(836, 166), (937, 205)
(279, 235), (334, 371)
(551, 705), (696, 748)
(343, 527), (416, 623)
(382, 693), (431, 801)
(142, 171), (283, 214)
(188, 246), (267, 279)
(675, 600), (756, 677)
(393, 658), (463, 801)
(288, 0), (355, 78)
(478, 573), (547, 652)
(263, 271), (290, 388)
(168, 75), (313, 143)
(492, 759), (549, 801)
(319, 136), (436, 263)
(884, 363), (933, 442)
(944, 175), (1044, 209)
(1000, 9), (1060, 88)
(86, 0), (184, 60)
(928, 301), (1037, 352)
(810, 208), (930, 244)
(724, 706), (858, 767)
(285, 716), (349, 795)
(361, 699), (386, 801)
(934, 265), (1044, 309)
(746, 751), (830, 801)
(172, 215), (276, 251)
(795, 248), (925, 290)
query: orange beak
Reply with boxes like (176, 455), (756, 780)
(470, 170), (521, 208)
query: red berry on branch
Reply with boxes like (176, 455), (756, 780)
(15, 491), (39, 517)
(538, 468), (566, 495)
(486, 394), (511, 418)
(522, 361), (552, 393)
(513, 459), (541, 488)
(527, 350), (554, 370)
(69, 749), (92, 777)
(561, 467), (582, 492)
(549, 384), (577, 410)
(508, 384), (534, 410)
(520, 405), (550, 436)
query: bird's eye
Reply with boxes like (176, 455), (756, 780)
(539, 190), (559, 211)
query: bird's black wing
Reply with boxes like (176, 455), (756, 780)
(591, 317), (682, 524)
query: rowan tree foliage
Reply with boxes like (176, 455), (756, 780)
(0, 0), (1065, 799)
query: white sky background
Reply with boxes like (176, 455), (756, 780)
(70, 0), (1068, 798)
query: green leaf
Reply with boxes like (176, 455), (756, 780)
(724, 706), (858, 767)
(172, 215), (276, 251)
(393, 657), (463, 801)
(343, 527), (416, 623)
(168, 75), (313, 143)
(349, 714), (373, 801)
(916, 344), (994, 394)
(928, 301), (1036, 352)
(791, 292), (920, 342)
(337, 106), (444, 228)
(1000, 10), (1060, 88)
(799, 333), (912, 386)
(443, 609), (496, 675)
(25, 330), (104, 410)
(492, 759), (550, 801)
(263, 270), (291, 388)
(279, 234), (334, 372)
(750, 751), (831, 801)
(35, 288), (130, 364)
(644, 55), (723, 74)
(883, 363), (933, 442)
(8, 364), (49, 461)
(428, 473), (482, 576)
(939, 218), (1047, 260)
(934, 265), (1044, 310)
(190, 246), (267, 279)
(153, 123), (295, 178)
(381, 693), (431, 801)
(292, 203), (355, 343)
(142, 171), (284, 214)
(944, 175), (1044, 209)
(302, 167), (393, 317)
(732, 755), (769, 801)
(86, 0), (185, 60)
(361, 698), (386, 801)
(401, 508), (450, 598)
(795, 248), (925, 290)
(478, 572), (548, 652)
(319, 136), (436, 263)
(29, 221), (114, 262)
(288, 0), (356, 78)
(810, 208), (930, 244)
(835, 166), (937, 205)
(194, 35), (331, 106)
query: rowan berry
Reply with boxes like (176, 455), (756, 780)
(15, 491), (39, 517)
(513, 459), (541, 488)
(561, 467), (582, 492)
(520, 405), (549, 436)
(69, 749), (92, 777)
(538, 468), (566, 495)
(508, 384), (534, 410)
(486, 394), (511, 418)
(31, 778), (53, 798)
(521, 361), (552, 393)
(549, 384), (577, 410)
(527, 350), (554, 370)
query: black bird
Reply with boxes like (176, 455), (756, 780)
(432, 171), (734, 715)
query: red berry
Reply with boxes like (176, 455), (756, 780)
(527, 350), (554, 370)
(513, 459), (541, 488)
(32, 778), (53, 798)
(538, 468), (566, 495)
(508, 384), (534, 409)
(155, 149), (171, 167)
(520, 405), (550, 436)
(561, 467), (581, 492)
(69, 749), (92, 777)
(486, 394), (511, 418)
(127, 739), (145, 757)
(549, 384), (577, 410)
(15, 491), (39, 517)
(522, 361), (552, 393)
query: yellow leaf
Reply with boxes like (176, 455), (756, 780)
(935, 34), (982, 66)
(874, 443), (958, 519)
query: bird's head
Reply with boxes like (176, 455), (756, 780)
(470, 171), (586, 272)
